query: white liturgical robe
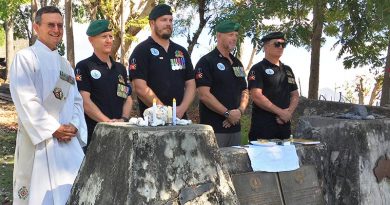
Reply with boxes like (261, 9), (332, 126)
(10, 40), (87, 205)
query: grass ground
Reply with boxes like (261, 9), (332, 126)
(0, 102), (17, 205)
(241, 114), (251, 145)
(0, 134), (15, 205)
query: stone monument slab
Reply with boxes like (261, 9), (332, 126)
(231, 172), (283, 205)
(278, 165), (324, 205)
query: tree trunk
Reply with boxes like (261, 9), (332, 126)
(308, 0), (326, 100)
(81, 0), (99, 20)
(120, 0), (125, 64)
(31, 0), (39, 45)
(187, 0), (208, 56)
(245, 45), (257, 73)
(5, 16), (14, 83)
(369, 75), (383, 106)
(380, 36), (390, 106)
(357, 77), (364, 104)
(111, 0), (155, 60)
(51, 0), (60, 6)
(65, 0), (75, 67)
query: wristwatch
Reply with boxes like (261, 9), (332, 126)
(121, 116), (129, 122)
(224, 110), (230, 118)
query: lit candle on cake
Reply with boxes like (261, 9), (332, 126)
(173, 98), (176, 125)
(152, 98), (157, 123)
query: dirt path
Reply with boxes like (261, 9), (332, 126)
(0, 101), (17, 205)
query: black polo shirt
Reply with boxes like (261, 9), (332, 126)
(247, 58), (297, 139)
(129, 36), (194, 115)
(195, 48), (247, 133)
(75, 53), (132, 138)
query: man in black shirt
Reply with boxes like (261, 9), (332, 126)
(247, 32), (299, 140)
(128, 4), (195, 117)
(195, 20), (249, 147)
(75, 19), (133, 150)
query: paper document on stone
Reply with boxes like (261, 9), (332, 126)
(238, 144), (300, 172)
(291, 138), (321, 145)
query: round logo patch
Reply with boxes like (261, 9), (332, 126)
(90, 69), (101, 79)
(265, 68), (274, 75)
(217, 63), (225, 71)
(150, 48), (159, 56)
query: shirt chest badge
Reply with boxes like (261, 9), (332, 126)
(217, 63), (225, 71)
(286, 70), (293, 77)
(175, 50), (184, 58)
(288, 77), (296, 84)
(90, 69), (101, 79)
(53, 87), (64, 100)
(170, 58), (186, 70)
(118, 74), (125, 84)
(117, 84), (129, 99)
(265, 68), (274, 75)
(233, 66), (245, 77)
(150, 48), (160, 56)
(60, 71), (75, 85)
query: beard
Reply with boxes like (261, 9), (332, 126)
(154, 25), (172, 39)
(223, 43), (236, 52)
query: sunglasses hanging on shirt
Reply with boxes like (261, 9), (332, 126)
(274, 42), (287, 48)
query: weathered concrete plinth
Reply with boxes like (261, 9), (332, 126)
(296, 116), (390, 205)
(68, 124), (238, 205)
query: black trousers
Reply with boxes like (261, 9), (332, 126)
(248, 118), (291, 141)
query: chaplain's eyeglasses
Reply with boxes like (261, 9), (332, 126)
(44, 23), (64, 30)
(273, 42), (287, 48)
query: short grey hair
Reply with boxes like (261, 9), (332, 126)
(35, 6), (62, 24)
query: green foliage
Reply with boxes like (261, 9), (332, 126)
(0, 27), (5, 47)
(57, 41), (65, 56)
(170, 0), (223, 38)
(13, 5), (31, 39)
(335, 0), (390, 72)
(72, 2), (90, 23)
(0, 0), (29, 20)
(217, 0), (315, 52)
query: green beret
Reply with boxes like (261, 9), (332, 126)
(261, 32), (286, 42)
(86, 19), (111, 36)
(215, 20), (240, 33)
(149, 4), (172, 20)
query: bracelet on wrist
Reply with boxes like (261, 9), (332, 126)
(121, 116), (129, 122)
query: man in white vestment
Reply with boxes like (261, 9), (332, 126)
(9, 6), (87, 205)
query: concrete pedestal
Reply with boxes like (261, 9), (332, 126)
(68, 123), (238, 205)
(296, 116), (390, 205)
